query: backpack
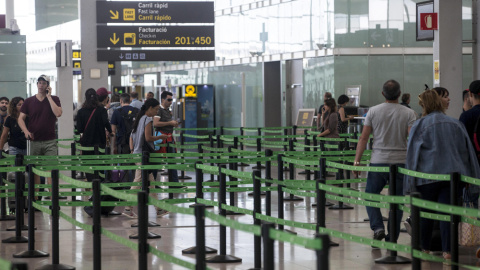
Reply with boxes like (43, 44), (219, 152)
(119, 107), (139, 146)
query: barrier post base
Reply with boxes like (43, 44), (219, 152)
(237, 163), (249, 167)
(248, 192), (266, 196)
(375, 255), (411, 264)
(205, 254), (242, 263)
(131, 221), (160, 227)
(182, 246), (218, 254)
(328, 204), (354, 210)
(225, 211), (245, 216)
(364, 216), (388, 222)
(2, 236), (28, 243)
(36, 263), (76, 270)
(7, 224), (33, 231)
(298, 170), (307, 175)
(178, 176), (192, 180)
(13, 249), (49, 258)
(129, 231), (161, 239)
(283, 196), (304, 202)
(251, 165), (265, 170)
(189, 203), (214, 209)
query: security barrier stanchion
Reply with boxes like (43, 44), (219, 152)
(277, 154), (285, 231)
(70, 143), (77, 202)
(410, 192), (421, 270)
(265, 149), (273, 216)
(183, 163), (217, 254)
(328, 165), (353, 210)
(0, 152), (15, 221)
(37, 170), (75, 270)
(4, 155), (29, 241)
(226, 147), (243, 216)
(293, 125), (297, 136)
(216, 134), (223, 148)
(208, 135), (215, 181)
(298, 135), (309, 175)
(375, 164), (410, 264)
(178, 131), (191, 180)
(92, 179), (101, 270)
(251, 170), (262, 270)
(167, 145), (174, 200)
(316, 234), (330, 270)
(319, 158), (334, 207)
(93, 145), (100, 180)
(316, 178), (339, 247)
(282, 129), (290, 172)
(237, 127), (249, 167)
(284, 140), (303, 202)
(451, 172), (460, 270)
(252, 137), (265, 170)
(13, 164), (49, 257)
(205, 165), (242, 263)
(137, 191), (149, 270)
(262, 222), (275, 270)
(130, 152), (161, 238)
(194, 204), (207, 270)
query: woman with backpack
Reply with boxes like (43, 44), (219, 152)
(122, 98), (170, 218)
(76, 88), (112, 182)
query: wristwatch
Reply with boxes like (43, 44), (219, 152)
(353, 161), (360, 165)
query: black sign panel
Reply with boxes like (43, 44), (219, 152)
(97, 49), (215, 62)
(97, 25), (214, 48)
(96, 1), (214, 24)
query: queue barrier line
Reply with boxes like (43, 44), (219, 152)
(204, 210), (261, 236)
(148, 246), (199, 270)
(182, 134), (211, 139)
(28, 158), (141, 166)
(57, 143), (71, 149)
(24, 153), (142, 161)
(175, 127), (219, 131)
(269, 228), (323, 250)
(221, 203), (254, 215)
(412, 197), (480, 219)
(0, 166), (25, 173)
(461, 175), (480, 186)
(202, 180), (253, 187)
(326, 160), (388, 172)
(261, 129), (284, 134)
(0, 257), (12, 269)
(398, 167), (450, 181)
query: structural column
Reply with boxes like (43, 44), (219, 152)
(433, 0), (462, 118)
(79, 0), (108, 102)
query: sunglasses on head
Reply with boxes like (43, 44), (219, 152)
(167, 98), (173, 101)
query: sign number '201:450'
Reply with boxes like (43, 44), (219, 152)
(175, 36), (212, 45)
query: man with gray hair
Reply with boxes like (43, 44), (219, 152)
(353, 79), (416, 246)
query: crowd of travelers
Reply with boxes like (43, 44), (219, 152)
(2, 75), (480, 262)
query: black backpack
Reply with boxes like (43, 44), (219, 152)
(119, 107), (139, 146)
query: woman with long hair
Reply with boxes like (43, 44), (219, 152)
(337, 94), (354, 134)
(76, 88), (112, 182)
(404, 89), (480, 261)
(317, 98), (339, 138)
(0, 97), (27, 155)
(123, 98), (170, 218)
(432, 87), (450, 110)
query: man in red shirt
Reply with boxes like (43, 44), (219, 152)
(18, 75), (62, 197)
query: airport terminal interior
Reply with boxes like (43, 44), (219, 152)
(0, 0), (480, 269)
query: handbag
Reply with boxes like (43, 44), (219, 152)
(459, 188), (480, 246)
(80, 108), (97, 144)
(142, 117), (155, 154)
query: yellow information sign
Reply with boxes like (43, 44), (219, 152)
(124, 9), (135, 21)
(434, 60), (440, 84)
(185, 85), (197, 97)
(124, 33), (136, 45)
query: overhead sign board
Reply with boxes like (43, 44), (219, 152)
(96, 1), (214, 24)
(184, 85), (197, 98)
(97, 49), (215, 62)
(97, 25), (214, 48)
(420, 13), (437, 30)
(416, 1), (434, 41)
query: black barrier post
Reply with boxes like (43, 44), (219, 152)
(284, 140), (303, 202)
(375, 164), (411, 264)
(195, 204), (207, 270)
(293, 125), (297, 136)
(265, 149), (273, 216)
(316, 178), (339, 247)
(262, 222), (275, 270)
(226, 147), (243, 216)
(3, 155), (29, 241)
(250, 170), (262, 270)
(93, 145), (100, 180)
(0, 152), (15, 220)
(178, 132), (192, 180)
(209, 135), (215, 181)
(298, 137), (310, 176)
(277, 154), (285, 231)
(92, 179), (101, 270)
(316, 233), (330, 270)
(328, 164), (353, 210)
(237, 127), (249, 167)
(36, 170), (75, 270)
(131, 152), (160, 229)
(451, 172), (460, 270)
(216, 134), (222, 148)
(183, 163), (217, 254)
(252, 137), (265, 170)
(13, 164), (49, 257)
(70, 143), (77, 202)
(410, 192), (421, 270)
(205, 165), (242, 263)
(130, 152), (160, 234)
(137, 191), (149, 270)
(318, 158), (334, 208)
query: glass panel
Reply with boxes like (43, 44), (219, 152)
(368, 55), (404, 106)
(304, 56), (335, 115)
(334, 0), (369, 48)
(404, 54), (433, 114)
(0, 35), (26, 82)
(463, 54), (473, 90)
(334, 55), (369, 106)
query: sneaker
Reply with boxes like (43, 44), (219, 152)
(443, 252), (451, 265)
(122, 210), (137, 219)
(404, 217), (412, 236)
(372, 229), (386, 248)
(157, 209), (170, 217)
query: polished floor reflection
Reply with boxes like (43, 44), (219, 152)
(0, 166), (478, 270)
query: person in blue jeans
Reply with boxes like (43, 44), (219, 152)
(354, 80), (417, 246)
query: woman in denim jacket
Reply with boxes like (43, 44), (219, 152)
(404, 89), (480, 261)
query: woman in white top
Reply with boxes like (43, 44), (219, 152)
(123, 98), (170, 218)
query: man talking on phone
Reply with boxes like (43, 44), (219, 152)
(153, 91), (180, 184)
(18, 75), (62, 198)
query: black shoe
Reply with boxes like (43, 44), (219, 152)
(59, 196), (67, 199)
(372, 230), (385, 248)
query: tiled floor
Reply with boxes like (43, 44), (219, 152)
(0, 166), (478, 270)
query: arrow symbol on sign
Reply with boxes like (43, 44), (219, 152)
(110, 33), (119, 45)
(110, 10), (119, 20)
(371, 31), (381, 41)
(119, 54), (124, 59)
